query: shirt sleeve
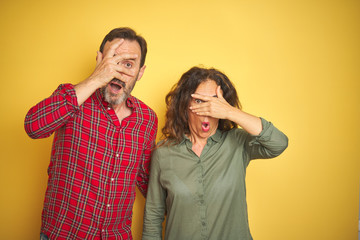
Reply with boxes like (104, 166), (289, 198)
(244, 118), (289, 161)
(136, 115), (158, 197)
(142, 150), (166, 240)
(24, 84), (80, 139)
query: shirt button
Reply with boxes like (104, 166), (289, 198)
(107, 204), (110, 208)
(111, 178), (115, 182)
(202, 222), (206, 226)
(116, 153), (119, 157)
(107, 107), (111, 110)
(102, 229), (105, 232)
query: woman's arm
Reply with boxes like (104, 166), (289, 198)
(190, 86), (262, 135)
(142, 153), (166, 240)
(190, 86), (288, 159)
(243, 118), (288, 160)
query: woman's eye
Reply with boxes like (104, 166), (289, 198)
(195, 99), (203, 104)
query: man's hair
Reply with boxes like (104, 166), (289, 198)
(99, 27), (147, 67)
(161, 66), (242, 146)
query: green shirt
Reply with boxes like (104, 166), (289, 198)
(142, 118), (288, 240)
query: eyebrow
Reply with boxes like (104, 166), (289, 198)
(193, 94), (218, 98)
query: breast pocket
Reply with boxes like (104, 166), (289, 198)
(117, 129), (146, 173)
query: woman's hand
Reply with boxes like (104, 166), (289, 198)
(189, 86), (234, 120)
(190, 85), (262, 135)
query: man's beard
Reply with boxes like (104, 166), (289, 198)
(102, 75), (137, 106)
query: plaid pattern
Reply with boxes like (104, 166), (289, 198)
(25, 84), (158, 239)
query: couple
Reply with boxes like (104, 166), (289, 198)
(25, 27), (288, 240)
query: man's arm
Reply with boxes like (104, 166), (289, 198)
(24, 39), (137, 139)
(137, 116), (158, 197)
(24, 84), (79, 139)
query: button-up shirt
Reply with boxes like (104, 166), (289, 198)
(142, 118), (288, 240)
(25, 84), (158, 239)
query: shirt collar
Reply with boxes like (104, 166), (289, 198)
(181, 129), (222, 145)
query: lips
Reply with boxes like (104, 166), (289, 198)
(109, 79), (125, 94)
(202, 122), (210, 132)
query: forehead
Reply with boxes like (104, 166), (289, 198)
(195, 80), (218, 95)
(104, 39), (141, 57)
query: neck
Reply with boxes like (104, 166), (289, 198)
(189, 134), (208, 147)
(111, 101), (132, 123)
(188, 134), (208, 157)
(111, 101), (127, 112)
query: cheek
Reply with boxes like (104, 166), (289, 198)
(210, 118), (219, 128)
(188, 111), (201, 126)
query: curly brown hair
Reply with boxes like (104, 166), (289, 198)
(160, 66), (242, 146)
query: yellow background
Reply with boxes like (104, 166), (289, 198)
(0, 0), (359, 239)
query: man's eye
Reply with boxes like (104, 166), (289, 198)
(195, 99), (203, 104)
(124, 62), (133, 68)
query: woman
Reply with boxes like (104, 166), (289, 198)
(142, 67), (288, 240)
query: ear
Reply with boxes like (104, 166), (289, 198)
(136, 65), (146, 81)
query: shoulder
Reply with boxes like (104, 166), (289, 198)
(130, 96), (158, 122)
(152, 141), (182, 161)
(153, 142), (175, 155)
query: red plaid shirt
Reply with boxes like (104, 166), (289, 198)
(25, 84), (158, 239)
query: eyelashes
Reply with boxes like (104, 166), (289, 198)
(194, 99), (204, 104)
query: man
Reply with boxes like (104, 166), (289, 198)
(25, 27), (158, 239)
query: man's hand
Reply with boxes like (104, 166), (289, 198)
(89, 38), (138, 87)
(74, 39), (139, 106)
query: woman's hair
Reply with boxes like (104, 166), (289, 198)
(161, 66), (242, 146)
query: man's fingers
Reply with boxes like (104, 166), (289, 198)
(103, 38), (125, 58)
(112, 53), (139, 64)
(109, 38), (125, 51)
(113, 72), (124, 82)
(113, 65), (136, 77)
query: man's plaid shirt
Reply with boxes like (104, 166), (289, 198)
(25, 84), (158, 239)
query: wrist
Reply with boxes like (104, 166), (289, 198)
(227, 107), (242, 122)
(83, 76), (106, 90)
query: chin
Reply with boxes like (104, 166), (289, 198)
(104, 91), (127, 105)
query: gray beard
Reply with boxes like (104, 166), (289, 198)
(102, 76), (137, 106)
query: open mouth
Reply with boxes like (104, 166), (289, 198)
(202, 122), (210, 132)
(109, 79), (125, 94)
